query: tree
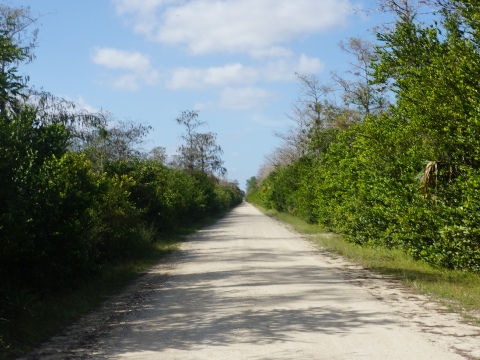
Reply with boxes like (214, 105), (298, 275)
(176, 110), (226, 177)
(273, 74), (326, 163)
(364, 0), (480, 268)
(78, 119), (152, 171)
(176, 110), (204, 173)
(194, 132), (226, 176)
(269, 73), (338, 168)
(245, 176), (258, 197)
(332, 38), (389, 115)
(0, 4), (38, 115)
(149, 146), (167, 164)
(0, 4), (38, 61)
(256, 160), (276, 184)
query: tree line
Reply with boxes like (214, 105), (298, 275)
(247, 0), (480, 272)
(0, 3), (243, 346)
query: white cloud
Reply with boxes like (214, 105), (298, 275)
(112, 0), (174, 36)
(91, 47), (159, 90)
(113, 0), (169, 13)
(76, 96), (100, 113)
(297, 54), (324, 74)
(250, 46), (294, 59)
(92, 48), (151, 71)
(193, 102), (207, 111)
(58, 95), (101, 113)
(190, 89), (273, 111)
(166, 55), (324, 89)
(263, 54), (324, 82)
(110, 74), (140, 91)
(113, 0), (355, 56)
(219, 87), (274, 110)
(167, 63), (259, 89)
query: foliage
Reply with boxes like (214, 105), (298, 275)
(175, 110), (226, 177)
(245, 176), (259, 203)
(249, 0), (480, 272)
(0, 107), (243, 291)
(0, 4), (37, 114)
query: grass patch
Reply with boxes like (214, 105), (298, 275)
(258, 206), (480, 325)
(264, 209), (326, 235)
(1, 210), (230, 360)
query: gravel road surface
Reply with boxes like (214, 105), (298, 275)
(23, 202), (479, 359)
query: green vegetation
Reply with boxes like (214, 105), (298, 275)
(2, 238), (177, 359)
(247, 1), (480, 274)
(0, 5), (243, 359)
(259, 206), (480, 324)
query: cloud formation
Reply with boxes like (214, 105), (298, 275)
(219, 87), (274, 110)
(76, 96), (100, 113)
(107, 0), (349, 109)
(168, 63), (259, 89)
(113, 0), (354, 56)
(91, 47), (159, 90)
(167, 54), (324, 89)
(193, 87), (275, 111)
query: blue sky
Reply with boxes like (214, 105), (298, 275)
(14, 0), (385, 189)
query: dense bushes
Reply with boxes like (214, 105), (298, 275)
(0, 123), (242, 294)
(107, 159), (242, 234)
(0, 105), (242, 357)
(1, 107), (242, 295)
(0, 102), (243, 358)
(0, 107), (243, 359)
(250, 112), (480, 272)
(248, 1), (480, 272)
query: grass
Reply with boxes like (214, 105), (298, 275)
(1, 211), (229, 360)
(261, 207), (480, 325)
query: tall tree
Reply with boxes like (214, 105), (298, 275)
(245, 176), (258, 196)
(78, 119), (152, 171)
(176, 110), (205, 173)
(0, 4), (38, 115)
(149, 146), (168, 164)
(332, 38), (389, 115)
(176, 110), (226, 177)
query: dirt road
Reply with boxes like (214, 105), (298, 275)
(24, 202), (479, 359)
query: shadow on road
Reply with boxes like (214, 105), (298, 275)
(103, 203), (396, 356)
